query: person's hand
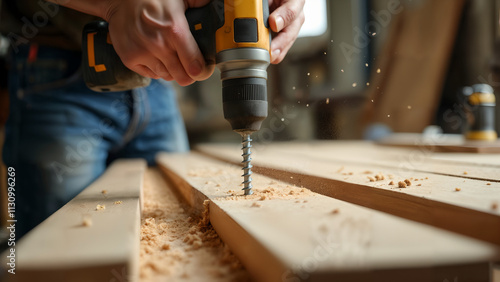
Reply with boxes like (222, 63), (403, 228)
(268, 0), (305, 64)
(105, 0), (214, 86)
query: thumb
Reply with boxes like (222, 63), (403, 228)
(269, 0), (305, 33)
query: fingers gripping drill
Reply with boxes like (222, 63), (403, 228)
(82, 0), (271, 195)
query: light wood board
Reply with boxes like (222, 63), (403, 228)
(1, 159), (146, 282)
(157, 152), (499, 282)
(257, 140), (500, 182)
(377, 134), (500, 153)
(196, 142), (500, 245)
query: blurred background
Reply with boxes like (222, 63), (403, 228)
(172, 0), (500, 144)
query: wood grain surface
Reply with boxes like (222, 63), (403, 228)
(196, 141), (500, 245)
(1, 159), (146, 282)
(157, 152), (499, 282)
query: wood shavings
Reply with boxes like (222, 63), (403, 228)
(114, 201), (123, 205)
(404, 179), (412, 186)
(417, 184), (422, 187)
(492, 202), (498, 211)
(487, 183), (491, 186)
(389, 181), (395, 185)
(398, 181), (407, 188)
(463, 171), (468, 175)
(336, 166), (344, 173)
(215, 185), (313, 202)
(331, 208), (340, 214)
(368, 173), (385, 182)
(251, 202), (262, 208)
(101, 190), (108, 195)
(82, 216), (92, 227)
(140, 169), (249, 281)
(183, 234), (202, 250)
(199, 200), (210, 228)
(363, 171), (373, 174)
(455, 188), (461, 192)
(96, 204), (106, 211)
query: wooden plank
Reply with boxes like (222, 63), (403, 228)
(279, 141), (500, 182)
(240, 140), (500, 182)
(430, 153), (500, 167)
(157, 152), (500, 281)
(1, 159), (146, 282)
(377, 133), (500, 153)
(196, 142), (500, 245)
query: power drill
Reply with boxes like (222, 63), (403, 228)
(463, 84), (497, 141)
(82, 0), (271, 195)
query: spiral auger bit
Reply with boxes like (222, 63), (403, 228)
(241, 134), (254, 195)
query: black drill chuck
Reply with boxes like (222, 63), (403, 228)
(222, 77), (268, 133)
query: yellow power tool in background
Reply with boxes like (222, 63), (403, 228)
(82, 0), (271, 195)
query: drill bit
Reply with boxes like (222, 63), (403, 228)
(241, 133), (253, 195)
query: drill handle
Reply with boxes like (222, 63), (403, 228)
(185, 1), (224, 65)
(82, 21), (151, 92)
(82, 2), (223, 92)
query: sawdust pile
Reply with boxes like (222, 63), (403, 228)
(140, 168), (250, 281)
(187, 167), (314, 204)
(218, 185), (313, 202)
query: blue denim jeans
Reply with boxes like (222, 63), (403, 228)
(3, 45), (189, 238)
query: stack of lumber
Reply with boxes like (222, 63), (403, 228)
(4, 141), (499, 281)
(156, 141), (500, 281)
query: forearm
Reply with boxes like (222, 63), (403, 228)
(47, 0), (114, 20)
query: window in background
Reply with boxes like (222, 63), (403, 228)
(297, 0), (328, 38)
